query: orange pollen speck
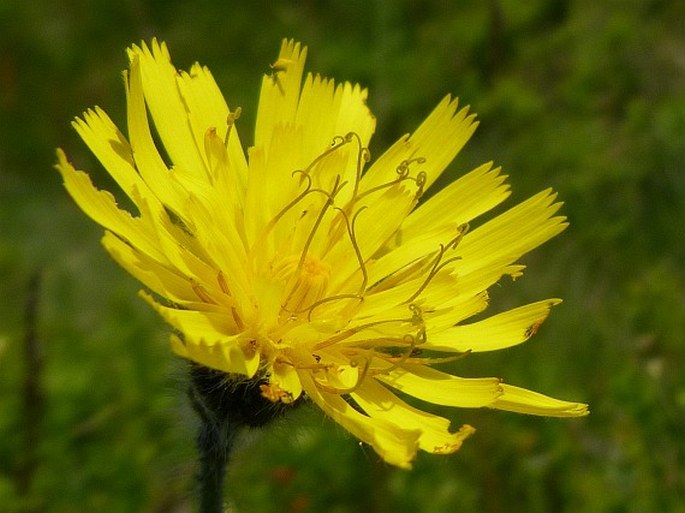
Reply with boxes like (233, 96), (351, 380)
(260, 383), (294, 403)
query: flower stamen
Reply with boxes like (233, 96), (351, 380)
(403, 224), (469, 304)
(343, 131), (370, 199)
(302, 134), (349, 176)
(296, 175), (344, 272)
(191, 280), (216, 304)
(217, 271), (230, 295)
(312, 305), (422, 351)
(280, 255), (331, 316)
(316, 356), (372, 395)
(355, 157), (427, 204)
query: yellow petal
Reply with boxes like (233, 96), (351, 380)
(425, 299), (562, 352)
(71, 107), (154, 209)
(419, 291), (490, 334)
(322, 362), (361, 392)
(245, 123), (304, 249)
(352, 379), (475, 454)
(295, 76), (376, 199)
(327, 185), (417, 294)
(255, 39), (307, 151)
(355, 186), (417, 260)
(144, 293), (259, 377)
(171, 334), (260, 377)
(300, 372), (420, 468)
(102, 230), (195, 303)
(55, 149), (163, 262)
(377, 364), (502, 408)
(127, 40), (208, 181)
(490, 384), (589, 417)
(165, 184), (248, 285)
(177, 62), (248, 182)
(455, 189), (568, 276)
(202, 126), (246, 221)
(353, 278), (426, 318)
(141, 291), (242, 337)
(366, 224), (455, 289)
(399, 161), (510, 243)
(360, 95), (477, 194)
(269, 361), (303, 402)
(333, 82), (375, 149)
(125, 55), (189, 217)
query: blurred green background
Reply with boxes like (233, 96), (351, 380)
(1, 0), (684, 512)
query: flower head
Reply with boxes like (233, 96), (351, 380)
(57, 39), (587, 468)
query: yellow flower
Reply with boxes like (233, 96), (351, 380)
(56, 39), (588, 468)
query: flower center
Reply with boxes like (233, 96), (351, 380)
(273, 254), (331, 321)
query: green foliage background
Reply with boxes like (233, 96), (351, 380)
(1, 1), (683, 512)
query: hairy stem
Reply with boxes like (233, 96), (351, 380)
(194, 405), (238, 513)
(188, 364), (301, 512)
(189, 371), (239, 513)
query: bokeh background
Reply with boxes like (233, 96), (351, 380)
(1, 1), (684, 512)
